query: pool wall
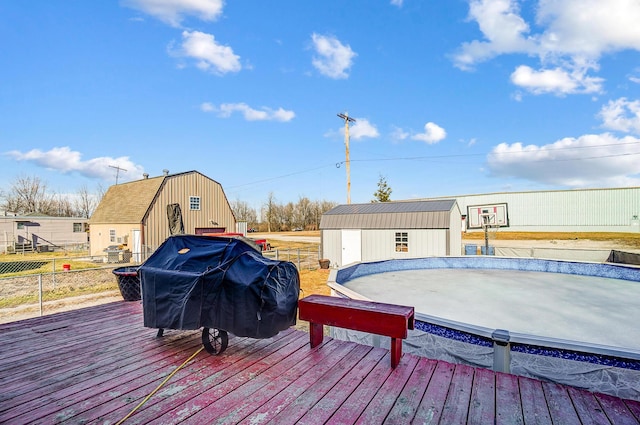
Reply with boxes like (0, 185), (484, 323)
(328, 257), (640, 401)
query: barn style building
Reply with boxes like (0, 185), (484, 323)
(89, 170), (235, 260)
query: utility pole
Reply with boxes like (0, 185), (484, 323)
(337, 112), (355, 204)
(109, 165), (127, 185)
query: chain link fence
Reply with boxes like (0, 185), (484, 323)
(0, 243), (321, 323)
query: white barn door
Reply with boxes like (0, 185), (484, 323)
(341, 229), (362, 266)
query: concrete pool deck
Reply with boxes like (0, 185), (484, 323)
(342, 268), (640, 351)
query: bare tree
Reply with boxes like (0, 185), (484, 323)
(264, 192), (277, 232)
(74, 184), (98, 218)
(1, 175), (53, 214)
(230, 199), (257, 225)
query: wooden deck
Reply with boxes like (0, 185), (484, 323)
(1, 301), (639, 424)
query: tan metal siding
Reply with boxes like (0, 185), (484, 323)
(144, 172), (235, 248)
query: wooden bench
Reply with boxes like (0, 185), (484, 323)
(298, 294), (415, 368)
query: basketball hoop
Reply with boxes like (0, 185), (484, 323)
(480, 213), (497, 255)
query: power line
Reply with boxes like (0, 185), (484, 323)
(226, 140), (640, 192)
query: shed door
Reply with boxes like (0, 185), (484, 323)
(341, 229), (362, 266)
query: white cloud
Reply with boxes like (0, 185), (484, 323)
(123, 0), (223, 27)
(486, 133), (640, 186)
(338, 118), (380, 140)
(340, 118), (379, 140)
(411, 122), (447, 144)
(599, 98), (640, 134)
(202, 102), (295, 122)
(200, 102), (215, 112)
(454, 0), (640, 95)
(4, 147), (145, 182)
(390, 0), (404, 6)
(311, 33), (357, 79)
(173, 30), (241, 75)
(390, 126), (409, 142)
(510, 64), (603, 95)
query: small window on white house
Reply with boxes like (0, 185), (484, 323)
(109, 229), (116, 243)
(190, 196), (201, 211)
(17, 222), (25, 229)
(73, 223), (83, 232)
(395, 232), (408, 252)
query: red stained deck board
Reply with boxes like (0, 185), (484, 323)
(264, 344), (375, 425)
(594, 393), (640, 425)
(71, 334), (269, 424)
(495, 372), (525, 425)
(624, 399), (640, 421)
(566, 387), (613, 425)
(439, 363), (476, 425)
(132, 330), (308, 424)
(236, 339), (355, 425)
(355, 355), (421, 424)
(413, 359), (456, 423)
(468, 366), (497, 424)
(1, 300), (639, 425)
(542, 381), (582, 425)
(298, 348), (390, 425)
(1, 334), (203, 423)
(325, 351), (394, 424)
(174, 332), (314, 424)
(518, 376), (553, 425)
(383, 357), (438, 424)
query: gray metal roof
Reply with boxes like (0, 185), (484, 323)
(320, 200), (458, 230)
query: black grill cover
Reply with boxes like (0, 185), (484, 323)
(139, 235), (299, 338)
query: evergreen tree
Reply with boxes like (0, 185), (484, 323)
(372, 174), (392, 202)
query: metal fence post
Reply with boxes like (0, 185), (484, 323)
(38, 274), (43, 317)
(297, 249), (301, 270)
(52, 258), (56, 290)
(492, 329), (511, 373)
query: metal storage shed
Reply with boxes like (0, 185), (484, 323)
(319, 200), (462, 268)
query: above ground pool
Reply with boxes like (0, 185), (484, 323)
(327, 256), (640, 401)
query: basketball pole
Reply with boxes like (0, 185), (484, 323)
(337, 112), (356, 204)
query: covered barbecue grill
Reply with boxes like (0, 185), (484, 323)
(138, 234), (300, 355)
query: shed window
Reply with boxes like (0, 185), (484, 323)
(395, 232), (408, 252)
(109, 229), (116, 243)
(189, 196), (201, 211)
(17, 222), (25, 229)
(73, 223), (83, 232)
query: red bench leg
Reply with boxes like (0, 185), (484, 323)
(309, 322), (324, 348)
(390, 338), (402, 368)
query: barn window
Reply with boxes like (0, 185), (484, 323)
(109, 229), (116, 243)
(395, 232), (408, 252)
(189, 196), (201, 211)
(73, 223), (83, 232)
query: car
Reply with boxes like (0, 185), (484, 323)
(247, 228), (257, 233)
(293, 227), (303, 231)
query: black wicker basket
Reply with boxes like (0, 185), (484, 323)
(112, 266), (141, 301)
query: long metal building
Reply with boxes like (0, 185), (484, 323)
(429, 187), (640, 233)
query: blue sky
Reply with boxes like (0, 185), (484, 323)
(2, 0), (640, 211)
